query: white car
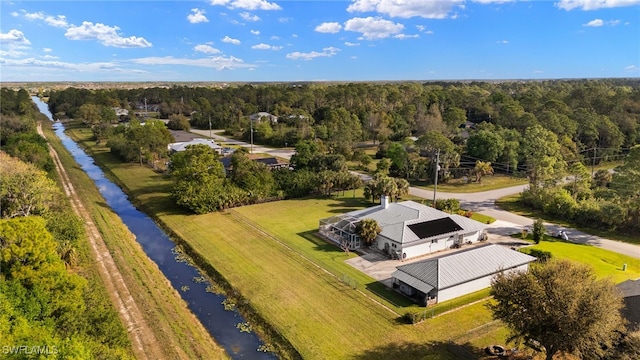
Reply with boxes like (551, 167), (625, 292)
(554, 230), (569, 241)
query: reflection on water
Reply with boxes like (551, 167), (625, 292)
(35, 97), (274, 360)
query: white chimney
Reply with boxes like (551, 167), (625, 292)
(381, 195), (390, 209)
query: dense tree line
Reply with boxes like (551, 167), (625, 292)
(46, 80), (640, 220)
(0, 94), (133, 358)
(0, 89), (54, 172)
(169, 143), (361, 214)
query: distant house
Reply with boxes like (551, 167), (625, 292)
(392, 244), (536, 305)
(250, 112), (278, 124)
(617, 279), (640, 330)
(168, 138), (222, 154)
(319, 198), (487, 258)
(113, 107), (129, 120)
(219, 156), (289, 174)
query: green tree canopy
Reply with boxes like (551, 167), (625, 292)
(489, 260), (625, 360)
(0, 153), (60, 218)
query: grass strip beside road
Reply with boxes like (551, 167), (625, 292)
(57, 123), (228, 359)
(497, 194), (640, 245)
(412, 174), (529, 193)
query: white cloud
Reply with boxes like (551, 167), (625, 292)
(240, 12), (260, 21)
(286, 46), (340, 60)
(11, 11), (19, 17)
(556, 0), (640, 10)
(270, 35), (280, 40)
(210, 0), (282, 11)
(0, 57), (129, 73)
(251, 43), (282, 50)
(41, 54), (59, 60)
(194, 44), (221, 54)
(43, 48), (52, 52)
(394, 33), (419, 39)
(585, 18), (604, 26)
(45, 15), (68, 28)
(497, 39), (509, 43)
(624, 64), (640, 72)
(584, 18), (621, 26)
(188, 8), (209, 23)
(131, 55), (251, 70)
(292, 33), (298, 38)
(416, 25), (425, 31)
(222, 36), (241, 44)
(345, 41), (360, 46)
(0, 29), (31, 45)
(344, 17), (404, 40)
(0, 49), (27, 58)
(24, 11), (45, 20)
(250, 29), (260, 35)
(315, 22), (342, 33)
(65, 21), (152, 48)
(347, 0), (464, 19)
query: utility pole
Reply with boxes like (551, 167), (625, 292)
(250, 119), (254, 154)
(208, 115), (212, 139)
(433, 150), (440, 207)
(591, 147), (596, 178)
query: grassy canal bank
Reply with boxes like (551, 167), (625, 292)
(45, 122), (228, 359)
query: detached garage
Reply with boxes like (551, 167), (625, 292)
(392, 244), (536, 305)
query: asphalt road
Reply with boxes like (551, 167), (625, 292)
(189, 129), (640, 259)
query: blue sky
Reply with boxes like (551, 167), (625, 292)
(1, 0), (639, 82)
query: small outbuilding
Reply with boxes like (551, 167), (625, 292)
(168, 138), (222, 154)
(392, 244), (536, 305)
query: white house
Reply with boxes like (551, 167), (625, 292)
(319, 197), (487, 259)
(250, 112), (278, 124)
(392, 244), (536, 305)
(168, 138), (222, 154)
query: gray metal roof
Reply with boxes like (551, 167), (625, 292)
(391, 270), (435, 294)
(344, 200), (487, 244)
(394, 244), (536, 290)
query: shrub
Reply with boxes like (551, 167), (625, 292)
(526, 249), (552, 262)
(532, 219), (545, 244)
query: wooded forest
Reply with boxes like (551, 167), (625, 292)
(43, 79), (640, 233)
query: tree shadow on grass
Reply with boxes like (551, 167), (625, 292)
(364, 281), (416, 309)
(352, 340), (484, 360)
(297, 230), (346, 254)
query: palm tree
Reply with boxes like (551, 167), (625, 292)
(357, 218), (381, 246)
(474, 160), (494, 183)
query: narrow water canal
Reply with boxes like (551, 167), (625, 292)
(33, 97), (275, 360)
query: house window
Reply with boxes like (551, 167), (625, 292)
(431, 239), (438, 244)
(392, 243), (396, 248)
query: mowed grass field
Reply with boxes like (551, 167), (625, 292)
(521, 238), (640, 284)
(67, 123), (638, 359)
(66, 125), (503, 359)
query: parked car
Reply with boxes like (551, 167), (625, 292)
(554, 230), (569, 241)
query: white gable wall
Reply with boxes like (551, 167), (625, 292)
(402, 236), (450, 259)
(437, 263), (530, 303)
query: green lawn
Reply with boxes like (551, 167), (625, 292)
(520, 238), (640, 284)
(64, 124), (516, 359)
(412, 174), (528, 193)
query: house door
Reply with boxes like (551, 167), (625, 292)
(384, 242), (390, 254)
